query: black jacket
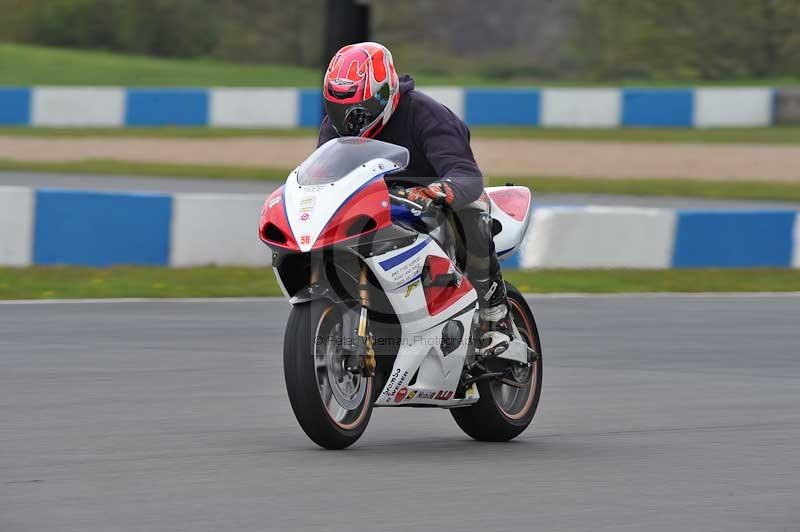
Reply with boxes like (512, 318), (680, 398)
(317, 75), (484, 209)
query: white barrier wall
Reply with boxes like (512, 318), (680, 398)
(0, 187), (34, 266)
(170, 194), (271, 266)
(694, 88), (773, 128)
(419, 87), (466, 119)
(522, 206), (676, 268)
(209, 88), (298, 128)
(31, 87), (125, 127)
(541, 88), (621, 128)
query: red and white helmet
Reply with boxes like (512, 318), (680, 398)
(323, 42), (400, 138)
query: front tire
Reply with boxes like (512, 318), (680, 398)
(283, 300), (373, 449)
(451, 283), (543, 442)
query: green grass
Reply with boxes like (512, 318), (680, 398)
(3, 126), (800, 144)
(2, 158), (799, 202)
(0, 158), (287, 180)
(3, 43), (800, 87)
(0, 266), (280, 299)
(470, 126), (800, 144)
(488, 176), (800, 203)
(0, 127), (320, 138)
(504, 269), (800, 293)
(1, 266), (798, 300)
(0, 43), (320, 87)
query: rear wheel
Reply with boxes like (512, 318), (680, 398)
(283, 300), (373, 449)
(451, 283), (543, 441)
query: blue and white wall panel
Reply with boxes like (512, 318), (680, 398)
(3, 85), (786, 128)
(210, 88), (298, 128)
(32, 87), (125, 127)
(0, 187), (34, 266)
(694, 88), (773, 128)
(3, 188), (800, 270)
(521, 207), (676, 268)
(170, 194), (270, 266)
(540, 88), (621, 128)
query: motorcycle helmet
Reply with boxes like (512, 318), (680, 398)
(322, 42), (400, 138)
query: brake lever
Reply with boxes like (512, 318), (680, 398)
(389, 193), (426, 212)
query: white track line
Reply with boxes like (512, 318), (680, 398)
(1, 293), (800, 305)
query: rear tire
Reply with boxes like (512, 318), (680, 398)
(283, 300), (373, 449)
(451, 283), (543, 442)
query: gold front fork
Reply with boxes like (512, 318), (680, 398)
(358, 263), (376, 376)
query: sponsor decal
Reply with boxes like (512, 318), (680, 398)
(403, 279), (420, 298)
(390, 256), (423, 285)
(394, 387), (408, 403)
(405, 390), (418, 401)
(268, 196), (281, 209)
(416, 390), (436, 400)
(465, 385), (476, 400)
(384, 368), (409, 397)
(299, 196), (316, 214)
(434, 390), (454, 401)
(300, 212), (310, 221)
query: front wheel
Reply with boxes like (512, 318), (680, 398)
(451, 283), (543, 441)
(283, 300), (373, 449)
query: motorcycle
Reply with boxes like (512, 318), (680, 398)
(259, 137), (542, 449)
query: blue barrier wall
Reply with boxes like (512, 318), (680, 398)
(125, 89), (209, 126)
(0, 87), (31, 125)
(622, 89), (694, 127)
(299, 89), (324, 127)
(465, 89), (541, 126)
(33, 190), (172, 266)
(672, 211), (796, 268)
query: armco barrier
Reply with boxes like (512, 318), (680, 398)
(0, 86), (792, 128)
(2, 186), (799, 269)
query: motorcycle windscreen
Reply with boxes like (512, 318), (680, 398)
(296, 137), (410, 185)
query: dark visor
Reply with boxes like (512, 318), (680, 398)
(324, 83), (390, 136)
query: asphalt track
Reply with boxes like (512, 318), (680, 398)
(2, 295), (799, 531)
(3, 170), (800, 209)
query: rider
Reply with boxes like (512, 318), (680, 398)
(318, 42), (514, 357)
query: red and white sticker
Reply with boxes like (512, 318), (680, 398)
(394, 387), (408, 403)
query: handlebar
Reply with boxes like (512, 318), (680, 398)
(388, 193), (426, 212)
